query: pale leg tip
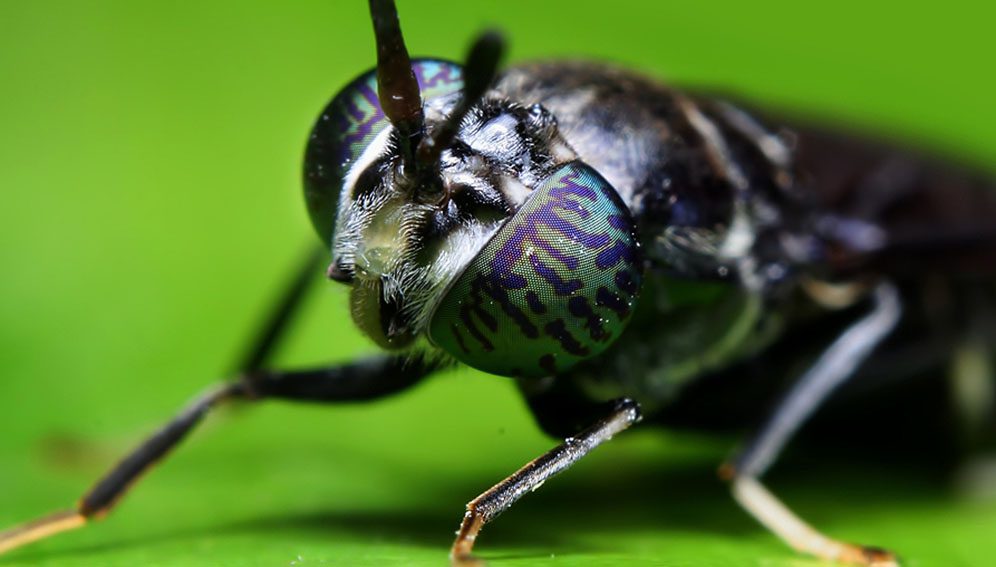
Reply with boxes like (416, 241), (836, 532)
(449, 551), (487, 567)
(840, 544), (900, 566)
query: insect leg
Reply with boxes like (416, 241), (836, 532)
(449, 398), (641, 566)
(0, 381), (244, 555)
(0, 354), (433, 555)
(0, 247), (431, 555)
(233, 246), (326, 373)
(723, 281), (902, 565)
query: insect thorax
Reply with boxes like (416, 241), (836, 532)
(495, 62), (810, 292)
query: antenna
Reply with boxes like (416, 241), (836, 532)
(368, 0), (424, 160)
(417, 31), (506, 166)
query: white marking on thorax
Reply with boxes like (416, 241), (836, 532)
(676, 96), (756, 260)
(678, 97), (750, 192)
(716, 101), (793, 170)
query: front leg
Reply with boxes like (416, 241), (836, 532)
(450, 398), (641, 566)
(0, 355), (435, 556)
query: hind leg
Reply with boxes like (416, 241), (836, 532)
(724, 282), (901, 565)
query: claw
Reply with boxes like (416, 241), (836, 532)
(839, 544), (899, 567)
(450, 551), (487, 567)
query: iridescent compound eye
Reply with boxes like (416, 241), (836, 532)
(303, 60), (464, 244)
(428, 161), (643, 378)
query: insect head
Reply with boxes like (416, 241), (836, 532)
(302, 0), (643, 377)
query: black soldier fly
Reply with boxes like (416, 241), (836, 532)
(1, 1), (994, 565)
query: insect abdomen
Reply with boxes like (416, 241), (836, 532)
(791, 126), (996, 278)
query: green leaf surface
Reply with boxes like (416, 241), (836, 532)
(1, 1), (995, 566)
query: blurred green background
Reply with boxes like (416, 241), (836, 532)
(1, 1), (995, 565)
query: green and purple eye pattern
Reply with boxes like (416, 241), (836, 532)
(303, 60), (463, 242)
(430, 162), (643, 378)
(331, 60), (463, 180)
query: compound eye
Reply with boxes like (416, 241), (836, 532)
(302, 60), (464, 244)
(428, 161), (643, 377)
